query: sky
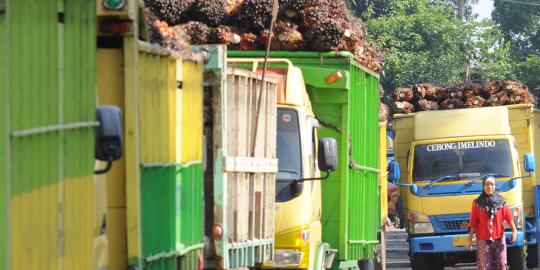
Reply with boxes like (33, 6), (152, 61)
(472, 0), (494, 20)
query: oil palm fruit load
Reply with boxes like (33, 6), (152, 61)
(143, 0), (384, 72)
(390, 80), (536, 114)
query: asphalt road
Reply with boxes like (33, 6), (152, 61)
(386, 228), (477, 270)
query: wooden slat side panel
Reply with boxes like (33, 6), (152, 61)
(217, 68), (277, 267)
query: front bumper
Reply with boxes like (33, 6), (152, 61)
(410, 231), (525, 254)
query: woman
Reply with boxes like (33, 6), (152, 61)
(467, 176), (517, 270)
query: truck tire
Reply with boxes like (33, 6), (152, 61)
(508, 246), (526, 270)
(411, 253), (443, 270)
(526, 244), (539, 268)
(359, 259), (374, 270)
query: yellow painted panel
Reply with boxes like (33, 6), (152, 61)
(139, 52), (178, 163)
(11, 175), (94, 270)
(96, 49), (127, 208)
(97, 49), (125, 111)
(11, 184), (59, 270)
(393, 116), (413, 129)
(63, 175), (94, 269)
(379, 124), (388, 225)
(510, 120), (530, 135)
(181, 60), (204, 163)
(124, 36), (142, 262)
(534, 111), (540, 186)
(508, 106), (535, 217)
(414, 107), (510, 141)
(508, 107), (532, 120)
(395, 143), (410, 160)
(108, 208), (128, 270)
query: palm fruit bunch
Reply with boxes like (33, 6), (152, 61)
(414, 84), (444, 101)
(439, 98), (464, 110)
(391, 101), (415, 114)
(191, 0), (228, 27)
(278, 0), (306, 21)
(390, 80), (537, 115)
(393, 87), (415, 103)
(226, 0), (244, 14)
(416, 99), (439, 111)
(238, 33), (259, 50)
(144, 0), (193, 25)
(144, 0), (384, 73)
(209, 25), (241, 45)
(147, 17), (189, 52)
(180, 21), (211, 45)
(379, 103), (389, 122)
(501, 80), (535, 104)
(304, 18), (344, 51)
(235, 0), (274, 32)
(259, 21), (304, 51)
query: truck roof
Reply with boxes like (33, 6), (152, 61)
(396, 106), (512, 140)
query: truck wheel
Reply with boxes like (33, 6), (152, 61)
(358, 259), (374, 270)
(411, 253), (443, 270)
(508, 246), (526, 270)
(526, 244), (539, 268)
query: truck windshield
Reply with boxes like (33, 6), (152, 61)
(413, 140), (513, 182)
(276, 108), (303, 202)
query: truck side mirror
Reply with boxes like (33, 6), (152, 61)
(318, 137), (337, 172)
(524, 153), (536, 173)
(388, 160), (400, 183)
(95, 106), (123, 174)
(410, 184), (419, 195)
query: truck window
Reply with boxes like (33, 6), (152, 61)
(413, 140), (513, 182)
(276, 108), (303, 202)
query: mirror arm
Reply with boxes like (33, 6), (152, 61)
(294, 171), (331, 182)
(511, 171), (533, 181)
(95, 158), (114, 175)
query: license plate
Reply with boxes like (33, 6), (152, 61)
(452, 236), (476, 247)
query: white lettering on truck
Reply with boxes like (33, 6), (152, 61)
(426, 140), (496, 152)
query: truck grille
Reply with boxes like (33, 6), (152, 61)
(430, 214), (470, 233)
(440, 220), (468, 231)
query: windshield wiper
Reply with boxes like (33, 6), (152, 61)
(276, 170), (299, 182)
(425, 175), (459, 189)
(278, 169), (299, 174)
(464, 174), (509, 186)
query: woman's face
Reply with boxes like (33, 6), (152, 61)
(484, 181), (496, 195)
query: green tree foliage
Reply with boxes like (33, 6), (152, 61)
(492, 0), (540, 57)
(349, 0), (516, 96)
(514, 55), (540, 95)
(492, 0), (540, 96)
(352, 0), (467, 92)
(469, 21), (514, 81)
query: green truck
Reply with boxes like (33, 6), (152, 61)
(228, 51), (382, 269)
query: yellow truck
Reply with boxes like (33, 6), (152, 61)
(228, 50), (383, 270)
(391, 104), (540, 269)
(97, 1), (207, 269)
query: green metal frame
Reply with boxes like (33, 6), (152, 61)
(229, 51), (381, 264)
(140, 162), (204, 270)
(0, 0), (9, 268)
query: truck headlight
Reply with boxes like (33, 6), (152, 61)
(507, 205), (523, 229)
(265, 249), (303, 267)
(410, 222), (435, 234)
(408, 211), (430, 223)
(408, 211), (434, 234)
